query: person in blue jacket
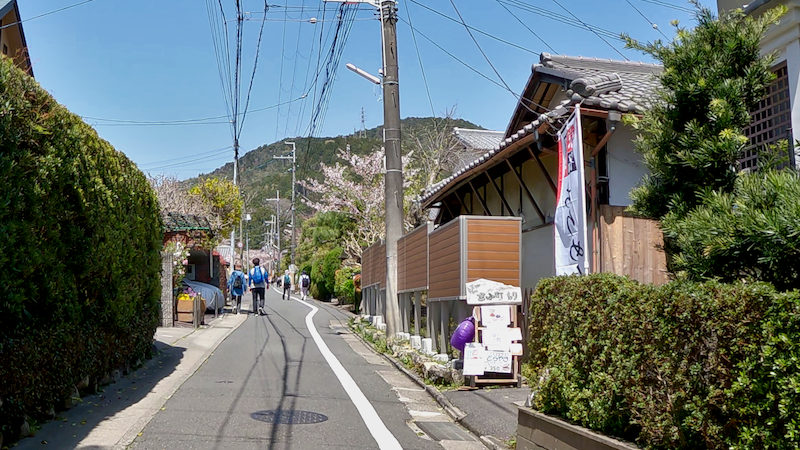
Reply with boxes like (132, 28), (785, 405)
(228, 262), (247, 314)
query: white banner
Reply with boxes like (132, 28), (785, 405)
(554, 105), (589, 275)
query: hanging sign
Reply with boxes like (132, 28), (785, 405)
(466, 278), (522, 305)
(484, 350), (513, 373)
(554, 105), (589, 275)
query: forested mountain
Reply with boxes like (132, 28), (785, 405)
(189, 116), (482, 250)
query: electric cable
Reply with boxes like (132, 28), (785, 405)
(493, 0), (557, 53)
(406, 0), (536, 55)
(626, 0), (669, 40)
(0, 0), (96, 30)
(550, 0), (629, 60)
(404, 1), (437, 118)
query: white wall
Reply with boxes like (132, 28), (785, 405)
(521, 225), (555, 290)
(606, 124), (647, 206)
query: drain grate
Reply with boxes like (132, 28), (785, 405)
(250, 410), (328, 424)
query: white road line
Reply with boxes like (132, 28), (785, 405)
(273, 288), (402, 450)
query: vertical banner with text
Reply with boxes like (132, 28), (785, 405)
(554, 105), (589, 275)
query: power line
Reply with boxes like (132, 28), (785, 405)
(406, 0), (536, 56)
(447, 0), (548, 112)
(274, 1), (290, 141)
(626, 0), (669, 40)
(283, 0), (307, 137)
(397, 16), (548, 114)
(493, 0), (557, 54)
(549, 0), (629, 60)
(237, 0), (269, 135)
(139, 146), (233, 168)
(499, 0), (622, 41)
(638, 0), (694, 13)
(404, 1), (436, 118)
(80, 95), (307, 126)
(0, 0), (96, 30)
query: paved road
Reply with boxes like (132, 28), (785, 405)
(130, 288), (446, 449)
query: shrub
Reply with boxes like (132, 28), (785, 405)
(662, 170), (800, 291)
(528, 274), (800, 448)
(310, 247), (342, 300)
(0, 57), (162, 440)
(334, 266), (359, 304)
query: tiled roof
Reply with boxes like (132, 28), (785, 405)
(453, 128), (505, 151)
(540, 52), (662, 114)
(0, 0), (14, 17)
(163, 212), (211, 232)
(420, 53), (662, 205)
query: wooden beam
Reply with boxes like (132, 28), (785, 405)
(505, 160), (545, 222)
(469, 181), (491, 216)
(485, 172), (514, 216)
(455, 190), (468, 215)
(591, 128), (615, 157)
(528, 147), (558, 194)
(442, 199), (455, 219)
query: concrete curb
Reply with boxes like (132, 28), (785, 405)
(345, 322), (514, 448)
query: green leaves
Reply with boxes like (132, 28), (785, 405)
(626, 5), (784, 219)
(0, 56), (162, 441)
(528, 274), (800, 448)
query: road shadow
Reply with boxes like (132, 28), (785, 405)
(14, 339), (186, 449)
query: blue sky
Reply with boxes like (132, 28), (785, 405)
(18, 0), (715, 179)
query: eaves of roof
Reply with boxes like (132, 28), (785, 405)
(421, 53), (661, 207)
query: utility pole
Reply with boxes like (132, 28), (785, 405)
(337, 0), (403, 338)
(274, 141), (297, 267)
(265, 190), (282, 273)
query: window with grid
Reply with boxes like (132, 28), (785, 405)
(740, 62), (792, 170)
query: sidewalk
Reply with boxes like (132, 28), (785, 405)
(16, 312), (247, 450)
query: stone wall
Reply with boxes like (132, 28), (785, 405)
(160, 251), (173, 327)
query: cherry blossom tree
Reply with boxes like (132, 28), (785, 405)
(300, 146), (386, 262)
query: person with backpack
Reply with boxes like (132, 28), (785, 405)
(249, 258), (268, 315)
(227, 263), (247, 314)
(299, 270), (310, 301)
(282, 270), (292, 300)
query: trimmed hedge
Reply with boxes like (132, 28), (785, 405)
(528, 274), (800, 449)
(0, 57), (162, 439)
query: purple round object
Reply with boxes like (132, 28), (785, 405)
(450, 317), (475, 352)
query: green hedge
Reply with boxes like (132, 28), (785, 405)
(0, 57), (162, 439)
(310, 247), (342, 301)
(334, 266), (358, 305)
(528, 274), (800, 448)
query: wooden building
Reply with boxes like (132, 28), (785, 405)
(0, 0), (32, 76)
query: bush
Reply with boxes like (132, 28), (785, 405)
(528, 274), (800, 448)
(0, 57), (162, 439)
(310, 247), (342, 301)
(334, 266), (359, 304)
(662, 170), (800, 291)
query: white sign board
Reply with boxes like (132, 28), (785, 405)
(462, 343), (486, 376)
(484, 350), (513, 373)
(466, 278), (522, 305)
(483, 327), (511, 352)
(554, 105), (589, 276)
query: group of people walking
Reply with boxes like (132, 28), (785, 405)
(227, 258), (311, 314)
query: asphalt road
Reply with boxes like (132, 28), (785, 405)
(131, 288), (440, 449)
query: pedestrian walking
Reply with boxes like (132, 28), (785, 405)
(299, 270), (310, 301)
(249, 258), (268, 315)
(282, 270), (292, 300)
(228, 263), (247, 314)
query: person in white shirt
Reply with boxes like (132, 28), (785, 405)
(299, 271), (311, 301)
(249, 258), (268, 315)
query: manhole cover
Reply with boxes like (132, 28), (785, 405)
(250, 410), (328, 424)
